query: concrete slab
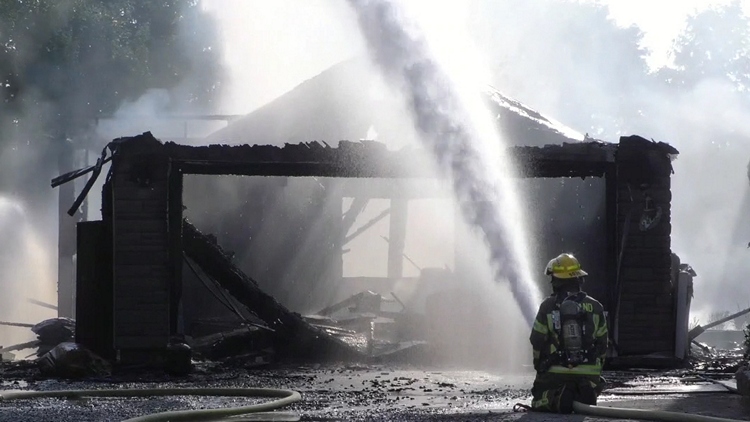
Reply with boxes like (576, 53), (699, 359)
(0, 364), (746, 421)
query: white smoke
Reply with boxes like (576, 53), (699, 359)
(640, 77), (750, 319)
(346, 0), (542, 323)
(0, 196), (56, 346)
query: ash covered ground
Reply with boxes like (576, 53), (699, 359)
(0, 360), (747, 421)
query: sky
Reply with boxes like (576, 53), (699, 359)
(202, 0), (362, 114)
(602, 0), (736, 67)
(202, 0), (742, 114)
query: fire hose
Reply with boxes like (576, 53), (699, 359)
(515, 379), (746, 422)
(2, 386), (747, 422)
(571, 401), (747, 422)
(515, 400), (747, 422)
(0, 387), (301, 422)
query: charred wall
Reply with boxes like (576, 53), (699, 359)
(614, 135), (677, 356)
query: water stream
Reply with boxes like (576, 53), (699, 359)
(347, 0), (542, 323)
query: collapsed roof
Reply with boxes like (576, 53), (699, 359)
(207, 58), (585, 148)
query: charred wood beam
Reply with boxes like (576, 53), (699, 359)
(604, 164), (619, 345)
(176, 159), (611, 179)
(182, 220), (362, 361)
(344, 208), (391, 245)
(51, 155), (113, 188)
(0, 321), (34, 328)
(381, 235), (422, 273)
(316, 292), (372, 317)
(0, 340), (41, 353)
(342, 197), (369, 235)
(176, 161), (431, 178)
(111, 134), (631, 180)
(387, 199), (408, 279)
(168, 165), (184, 336)
(512, 159), (611, 178)
(28, 299), (57, 311)
(689, 306), (750, 341)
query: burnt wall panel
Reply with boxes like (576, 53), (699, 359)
(75, 221), (114, 360)
(615, 135), (677, 356)
(111, 140), (172, 353)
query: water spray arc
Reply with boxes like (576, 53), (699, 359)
(346, 0), (541, 322)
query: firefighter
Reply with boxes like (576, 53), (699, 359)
(529, 253), (608, 413)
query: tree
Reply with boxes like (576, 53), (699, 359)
(0, 0), (224, 199)
(665, 0), (750, 93)
(467, 0), (653, 140)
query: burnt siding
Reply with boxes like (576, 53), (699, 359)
(615, 136), (676, 355)
(111, 145), (171, 352)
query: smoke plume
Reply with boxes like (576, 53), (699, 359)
(347, 0), (542, 322)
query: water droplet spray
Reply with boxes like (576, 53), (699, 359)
(347, 0), (542, 323)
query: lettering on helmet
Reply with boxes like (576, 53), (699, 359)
(581, 302), (593, 313)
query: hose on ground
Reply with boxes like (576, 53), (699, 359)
(573, 401), (746, 422)
(696, 376), (740, 394)
(0, 387), (302, 422)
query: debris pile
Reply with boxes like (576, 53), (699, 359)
(32, 318), (75, 357)
(37, 342), (111, 379)
(0, 317), (75, 360)
(189, 325), (274, 365)
(735, 365), (750, 396)
(303, 290), (425, 357)
(182, 220), (363, 362)
(688, 308), (750, 373)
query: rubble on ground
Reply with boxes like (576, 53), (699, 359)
(735, 364), (750, 396)
(0, 317), (75, 360)
(32, 318), (75, 357)
(303, 290), (428, 359)
(689, 341), (744, 373)
(182, 221), (364, 362)
(189, 325), (274, 364)
(37, 342), (111, 379)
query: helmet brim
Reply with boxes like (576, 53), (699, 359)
(552, 269), (588, 279)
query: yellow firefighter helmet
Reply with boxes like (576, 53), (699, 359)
(545, 253), (588, 279)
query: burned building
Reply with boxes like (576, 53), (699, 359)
(64, 129), (683, 368)
(49, 59), (692, 369)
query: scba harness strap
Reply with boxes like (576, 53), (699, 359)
(553, 292), (595, 367)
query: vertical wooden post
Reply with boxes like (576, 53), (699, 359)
(604, 163), (619, 345)
(335, 192), (345, 283)
(111, 136), (171, 363)
(387, 199), (408, 279)
(57, 140), (76, 318)
(168, 161), (184, 336)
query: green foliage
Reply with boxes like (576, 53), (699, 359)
(0, 0), (224, 139)
(0, 0), (224, 204)
(470, 0), (653, 140)
(665, 0), (750, 92)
